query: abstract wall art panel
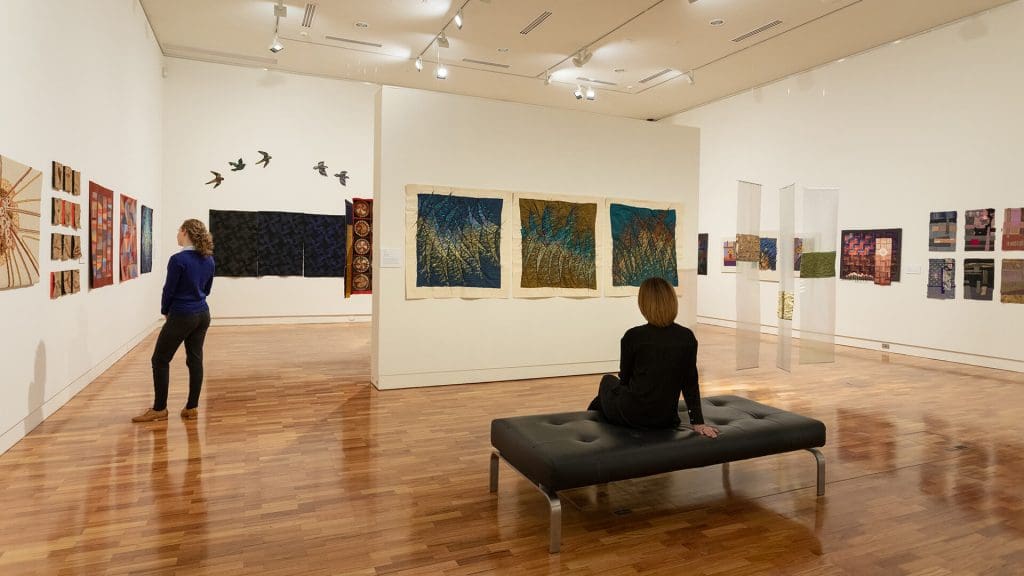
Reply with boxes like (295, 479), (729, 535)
(257, 211), (304, 276)
(1003, 208), (1024, 251)
(512, 193), (600, 297)
(140, 205), (153, 274)
(840, 229), (902, 284)
(209, 209), (258, 277)
(697, 233), (708, 276)
(927, 258), (955, 299)
(929, 211), (956, 252)
(348, 198), (373, 295)
(62, 166), (72, 193)
(964, 258), (994, 301)
(119, 194), (138, 281)
(50, 233), (62, 261)
(405, 186), (508, 298)
(1001, 259), (1024, 303)
(606, 199), (682, 296)
(793, 237), (804, 273)
(735, 233), (760, 262)
(88, 181), (114, 288)
(52, 162), (63, 190)
(965, 209), (995, 251)
(722, 240), (737, 272)
(303, 213), (346, 278)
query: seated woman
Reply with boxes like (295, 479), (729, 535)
(588, 277), (718, 438)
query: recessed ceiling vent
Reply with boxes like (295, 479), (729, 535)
(576, 76), (617, 86)
(302, 3), (318, 28)
(520, 11), (552, 35)
(732, 19), (783, 43)
(639, 68), (673, 84)
(324, 35), (383, 48)
(463, 58), (510, 69)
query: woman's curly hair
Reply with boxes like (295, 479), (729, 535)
(181, 219), (214, 257)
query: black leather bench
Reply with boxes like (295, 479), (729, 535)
(489, 395), (826, 552)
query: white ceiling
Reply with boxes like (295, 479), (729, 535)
(140, 0), (1015, 120)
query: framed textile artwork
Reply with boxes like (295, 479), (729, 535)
(349, 198), (373, 294)
(512, 193), (600, 297)
(722, 240), (737, 273)
(210, 209), (258, 277)
(963, 258), (994, 301)
(606, 199), (682, 296)
(839, 229), (902, 285)
(257, 211), (304, 276)
(1001, 259), (1024, 304)
(140, 205), (153, 274)
(927, 258), (955, 300)
(119, 194), (138, 281)
(965, 209), (995, 251)
(697, 233), (708, 276)
(0, 154), (42, 290)
(1003, 208), (1023, 251)
(405, 185), (508, 298)
(89, 181), (114, 288)
(303, 213), (346, 278)
(929, 211), (956, 252)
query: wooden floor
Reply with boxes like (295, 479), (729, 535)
(0, 323), (1022, 575)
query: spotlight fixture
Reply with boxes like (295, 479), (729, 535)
(585, 86), (596, 100)
(571, 48), (592, 68)
(437, 31), (450, 48)
(573, 85), (583, 100)
(543, 74), (552, 86)
(415, 57), (423, 71)
(269, 2), (286, 53)
(436, 65), (449, 79)
(454, 9), (463, 29)
(269, 36), (284, 53)
(681, 70), (694, 84)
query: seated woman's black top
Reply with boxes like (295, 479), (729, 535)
(616, 323), (704, 428)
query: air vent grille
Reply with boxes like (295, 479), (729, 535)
(639, 68), (673, 84)
(302, 3), (318, 28)
(732, 19), (783, 43)
(324, 35), (383, 48)
(462, 58), (510, 69)
(520, 11), (552, 35)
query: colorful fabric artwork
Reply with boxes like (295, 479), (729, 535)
(2, 155), (45, 292)
(793, 238), (803, 273)
(929, 211), (956, 252)
(777, 291), (794, 320)
(209, 209), (258, 277)
(965, 209), (995, 251)
(119, 194), (138, 281)
(518, 197), (597, 290)
(723, 240), (737, 269)
(609, 203), (678, 287)
(258, 211), (304, 276)
(303, 213), (346, 278)
(735, 234), (759, 262)
(927, 258), (955, 299)
(1003, 208), (1024, 251)
(140, 205), (153, 274)
(1001, 259), (1024, 303)
(349, 198), (373, 294)
(414, 193), (502, 288)
(89, 181), (114, 288)
(759, 237), (777, 272)
(964, 258), (994, 301)
(840, 229), (902, 283)
(697, 233), (708, 276)
(800, 252), (836, 278)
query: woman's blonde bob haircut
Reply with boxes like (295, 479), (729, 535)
(637, 277), (678, 327)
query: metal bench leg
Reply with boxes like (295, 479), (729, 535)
(807, 448), (825, 496)
(542, 485), (562, 553)
(489, 450), (500, 493)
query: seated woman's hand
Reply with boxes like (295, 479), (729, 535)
(693, 424), (719, 439)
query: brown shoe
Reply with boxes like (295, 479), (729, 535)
(180, 408), (198, 420)
(132, 409), (168, 422)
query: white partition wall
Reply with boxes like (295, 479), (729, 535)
(375, 87), (699, 389)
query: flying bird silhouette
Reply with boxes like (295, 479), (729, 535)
(256, 151), (271, 168)
(334, 171), (349, 186)
(205, 171), (224, 188)
(313, 161), (328, 177)
(229, 158), (245, 171)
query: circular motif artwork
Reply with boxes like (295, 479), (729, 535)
(354, 220), (370, 237)
(353, 255), (370, 273)
(354, 201), (371, 218)
(354, 238), (370, 255)
(353, 274), (370, 291)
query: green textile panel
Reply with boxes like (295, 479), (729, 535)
(800, 251), (836, 278)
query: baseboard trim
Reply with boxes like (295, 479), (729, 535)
(212, 315), (371, 326)
(696, 315), (1024, 373)
(374, 361), (618, 390)
(0, 320), (162, 456)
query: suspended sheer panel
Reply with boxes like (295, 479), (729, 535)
(736, 181), (762, 370)
(679, 268), (698, 328)
(799, 187), (839, 364)
(777, 184), (795, 371)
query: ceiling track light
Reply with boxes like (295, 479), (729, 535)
(573, 85), (583, 100)
(543, 74), (552, 86)
(571, 48), (592, 68)
(585, 86), (596, 100)
(436, 65), (449, 80)
(415, 56), (423, 71)
(454, 9), (463, 29)
(437, 31), (450, 48)
(269, 3), (286, 53)
(682, 70), (695, 84)
(269, 35), (284, 53)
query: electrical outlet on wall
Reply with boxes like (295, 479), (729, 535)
(881, 343), (890, 350)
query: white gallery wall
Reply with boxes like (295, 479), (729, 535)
(162, 58), (376, 324)
(667, 1), (1024, 371)
(375, 87), (700, 389)
(0, 0), (164, 454)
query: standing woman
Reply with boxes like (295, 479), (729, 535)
(133, 219), (216, 422)
(587, 277), (719, 438)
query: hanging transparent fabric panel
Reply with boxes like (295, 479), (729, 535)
(799, 187), (839, 364)
(776, 184), (795, 371)
(735, 181), (762, 370)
